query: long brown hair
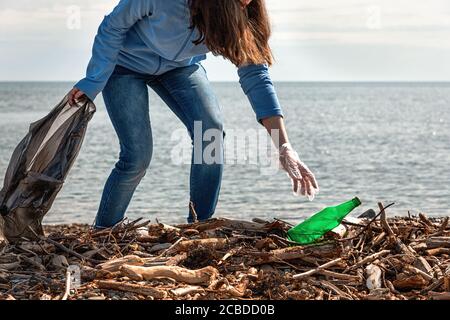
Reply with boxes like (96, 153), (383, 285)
(188, 0), (274, 67)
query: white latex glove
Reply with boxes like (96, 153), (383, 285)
(279, 143), (319, 201)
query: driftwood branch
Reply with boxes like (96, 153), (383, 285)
(61, 268), (71, 300)
(378, 202), (415, 256)
(96, 280), (167, 299)
(293, 258), (343, 280)
(97, 255), (144, 272)
(120, 265), (219, 286)
(426, 237), (450, 249)
(251, 243), (339, 265)
(166, 238), (230, 255)
(346, 250), (391, 271)
(337, 202), (395, 242)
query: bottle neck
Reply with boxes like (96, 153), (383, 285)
(336, 197), (361, 213)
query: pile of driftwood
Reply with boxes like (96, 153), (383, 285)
(0, 203), (449, 300)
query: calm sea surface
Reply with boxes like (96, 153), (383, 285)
(0, 82), (449, 225)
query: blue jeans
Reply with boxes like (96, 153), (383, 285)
(95, 63), (224, 228)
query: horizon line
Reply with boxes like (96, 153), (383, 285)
(1, 80), (450, 84)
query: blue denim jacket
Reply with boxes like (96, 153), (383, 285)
(75, 0), (283, 122)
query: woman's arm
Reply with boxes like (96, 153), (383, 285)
(238, 64), (283, 122)
(237, 64), (319, 200)
(260, 115), (289, 148)
(70, 0), (155, 104)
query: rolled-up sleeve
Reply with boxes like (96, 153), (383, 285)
(75, 0), (155, 101)
(238, 64), (283, 124)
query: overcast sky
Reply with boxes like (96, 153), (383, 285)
(0, 0), (449, 81)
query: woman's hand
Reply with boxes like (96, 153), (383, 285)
(261, 116), (319, 201)
(68, 87), (86, 106)
(279, 143), (319, 200)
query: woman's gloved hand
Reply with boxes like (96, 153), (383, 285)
(279, 143), (319, 200)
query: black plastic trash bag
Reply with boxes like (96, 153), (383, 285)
(0, 95), (95, 242)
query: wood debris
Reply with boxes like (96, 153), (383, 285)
(0, 208), (449, 300)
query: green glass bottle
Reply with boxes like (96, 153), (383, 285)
(287, 197), (362, 244)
